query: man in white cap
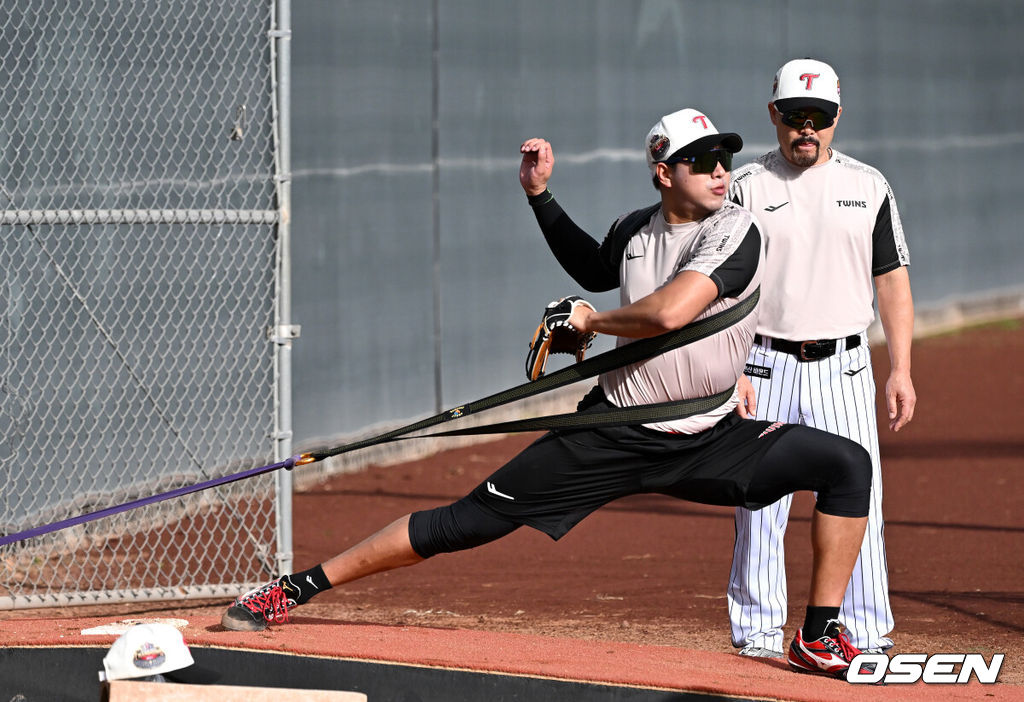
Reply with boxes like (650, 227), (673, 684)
(222, 108), (876, 679)
(727, 58), (915, 666)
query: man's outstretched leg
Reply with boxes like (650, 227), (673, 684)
(222, 515), (422, 631)
(222, 491), (521, 632)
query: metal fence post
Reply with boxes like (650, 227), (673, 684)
(272, 0), (295, 577)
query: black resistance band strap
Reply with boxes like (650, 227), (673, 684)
(0, 288), (757, 547)
(300, 287), (759, 463)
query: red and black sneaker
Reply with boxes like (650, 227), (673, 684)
(788, 619), (872, 680)
(221, 576), (301, 632)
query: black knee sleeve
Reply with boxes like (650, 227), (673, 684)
(408, 495), (519, 559)
(746, 426), (872, 518)
(814, 439), (872, 518)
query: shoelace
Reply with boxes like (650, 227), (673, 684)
(239, 580), (291, 623)
(826, 621), (861, 662)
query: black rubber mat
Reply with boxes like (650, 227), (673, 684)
(0, 645), (757, 702)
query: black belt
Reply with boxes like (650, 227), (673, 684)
(754, 333), (861, 361)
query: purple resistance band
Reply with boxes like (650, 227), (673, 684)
(0, 456), (299, 548)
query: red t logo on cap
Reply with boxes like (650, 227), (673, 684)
(692, 114), (709, 129)
(799, 73), (820, 90)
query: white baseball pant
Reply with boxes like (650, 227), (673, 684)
(727, 333), (893, 651)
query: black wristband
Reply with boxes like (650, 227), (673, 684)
(527, 189), (555, 207)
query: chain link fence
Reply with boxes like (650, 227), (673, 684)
(0, 1), (284, 607)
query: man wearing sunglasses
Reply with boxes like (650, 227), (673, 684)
(220, 106), (877, 679)
(726, 58), (915, 668)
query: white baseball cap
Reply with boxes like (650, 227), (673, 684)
(99, 622), (216, 683)
(645, 108), (742, 174)
(771, 58), (841, 117)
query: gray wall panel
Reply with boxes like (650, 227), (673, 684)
(291, 1), (435, 440)
(290, 0), (1024, 445)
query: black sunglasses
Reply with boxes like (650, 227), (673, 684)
(778, 108), (834, 131)
(665, 149), (733, 174)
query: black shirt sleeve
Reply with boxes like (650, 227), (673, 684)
(708, 223), (761, 298)
(527, 191), (620, 292)
(871, 197), (903, 276)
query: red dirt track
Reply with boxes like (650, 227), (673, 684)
(2, 319), (1023, 700)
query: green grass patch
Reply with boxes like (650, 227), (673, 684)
(926, 315), (1022, 339)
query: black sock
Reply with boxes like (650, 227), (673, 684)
(285, 564), (332, 605)
(803, 606), (840, 640)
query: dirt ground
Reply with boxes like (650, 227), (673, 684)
(3, 318), (1022, 689)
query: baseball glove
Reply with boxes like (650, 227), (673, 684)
(525, 296), (597, 380)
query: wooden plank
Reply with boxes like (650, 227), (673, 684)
(103, 680), (367, 702)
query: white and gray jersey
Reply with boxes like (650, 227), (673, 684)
(599, 201), (764, 434)
(729, 149), (909, 340)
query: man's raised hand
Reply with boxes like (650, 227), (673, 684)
(519, 138), (554, 196)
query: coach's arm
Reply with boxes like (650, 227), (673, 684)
(875, 266), (916, 432)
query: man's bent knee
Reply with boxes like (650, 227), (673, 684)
(815, 439), (871, 518)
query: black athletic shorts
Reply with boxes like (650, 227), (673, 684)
(465, 387), (800, 540)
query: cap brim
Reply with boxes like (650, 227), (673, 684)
(773, 97), (839, 118)
(668, 133), (743, 159)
